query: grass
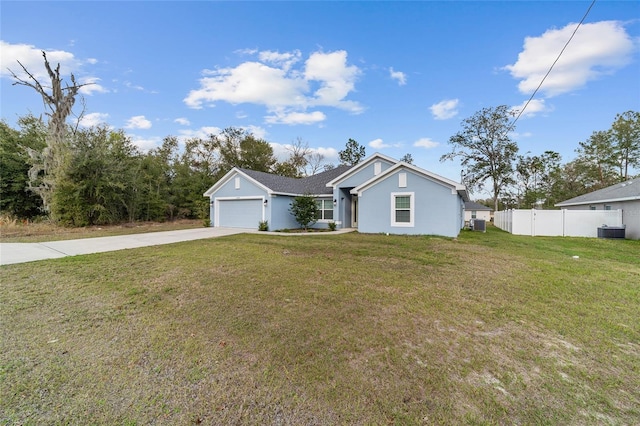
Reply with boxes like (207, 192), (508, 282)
(1, 225), (638, 424)
(0, 217), (203, 243)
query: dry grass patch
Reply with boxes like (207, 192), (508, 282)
(1, 228), (638, 424)
(0, 217), (203, 242)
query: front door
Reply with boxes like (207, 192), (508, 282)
(351, 195), (358, 228)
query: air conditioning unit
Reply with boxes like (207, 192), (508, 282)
(471, 219), (486, 232)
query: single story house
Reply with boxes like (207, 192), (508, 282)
(464, 201), (493, 223)
(555, 179), (640, 240)
(203, 153), (469, 237)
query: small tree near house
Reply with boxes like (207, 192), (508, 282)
(289, 195), (318, 230)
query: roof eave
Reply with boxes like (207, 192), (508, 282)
(556, 195), (640, 207)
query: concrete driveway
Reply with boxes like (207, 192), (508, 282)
(0, 227), (253, 266)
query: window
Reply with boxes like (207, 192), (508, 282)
(590, 205), (596, 210)
(315, 199), (334, 220)
(391, 192), (414, 227)
(471, 210), (477, 219)
(604, 205), (612, 211)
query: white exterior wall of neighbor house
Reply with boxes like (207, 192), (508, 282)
(356, 170), (463, 237)
(561, 200), (640, 240)
(464, 209), (491, 222)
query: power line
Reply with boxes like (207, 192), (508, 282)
(507, 0), (597, 133)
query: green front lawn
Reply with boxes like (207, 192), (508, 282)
(1, 226), (638, 424)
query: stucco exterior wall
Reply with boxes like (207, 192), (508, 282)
(562, 200), (640, 240)
(464, 209), (492, 222)
(337, 159), (394, 188)
(356, 169), (463, 237)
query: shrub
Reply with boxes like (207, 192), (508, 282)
(289, 195), (318, 230)
(328, 221), (337, 231)
(258, 220), (269, 231)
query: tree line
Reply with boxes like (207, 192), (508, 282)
(0, 117), (350, 225)
(441, 106), (639, 211)
(1, 54), (637, 225)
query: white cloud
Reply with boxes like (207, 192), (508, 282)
(244, 125), (267, 139)
(304, 50), (362, 112)
(124, 81), (145, 91)
(389, 67), (407, 85)
(265, 110), (326, 125)
(0, 41), (105, 96)
(413, 138), (439, 149)
(316, 146), (339, 160)
(79, 77), (108, 95)
(369, 138), (389, 149)
(129, 135), (162, 152)
(185, 61), (307, 109)
(184, 49), (363, 125)
(510, 99), (551, 118)
(270, 142), (338, 162)
(504, 20), (636, 97)
(0, 41), (79, 80)
(174, 117), (191, 126)
(178, 126), (222, 140)
(79, 112), (109, 128)
(125, 115), (152, 129)
(258, 49), (302, 71)
(430, 99), (459, 120)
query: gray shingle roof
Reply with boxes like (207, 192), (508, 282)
(556, 179), (640, 206)
(465, 201), (493, 211)
(239, 165), (352, 195)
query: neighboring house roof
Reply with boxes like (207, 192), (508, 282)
(465, 201), (493, 211)
(555, 179), (640, 207)
(350, 161), (469, 202)
(204, 165), (352, 197)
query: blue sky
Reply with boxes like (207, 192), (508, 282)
(1, 1), (639, 183)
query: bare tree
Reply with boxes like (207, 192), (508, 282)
(9, 51), (89, 213)
(306, 151), (326, 175)
(286, 137), (312, 176)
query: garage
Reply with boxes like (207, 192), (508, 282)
(216, 198), (263, 228)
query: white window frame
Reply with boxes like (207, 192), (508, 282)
(315, 198), (334, 222)
(391, 192), (414, 227)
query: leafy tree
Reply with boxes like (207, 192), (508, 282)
(400, 153), (414, 164)
(0, 116), (46, 218)
(441, 105), (519, 211)
(51, 126), (139, 226)
(271, 161), (301, 178)
(289, 195), (318, 230)
(610, 110), (640, 180)
(218, 127), (276, 173)
(575, 130), (618, 189)
(513, 151), (561, 208)
(339, 138), (366, 166)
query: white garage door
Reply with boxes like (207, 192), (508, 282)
(217, 199), (263, 228)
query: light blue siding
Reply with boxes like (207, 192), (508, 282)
(269, 195), (299, 230)
(336, 160), (394, 188)
(213, 173), (268, 198)
(357, 170), (463, 237)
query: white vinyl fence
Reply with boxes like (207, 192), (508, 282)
(494, 209), (623, 237)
